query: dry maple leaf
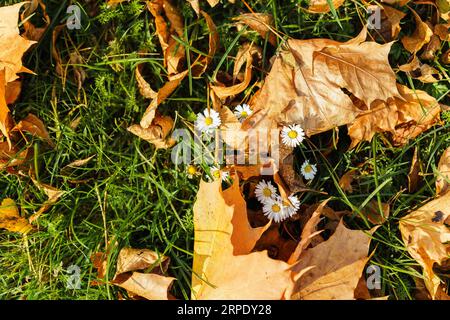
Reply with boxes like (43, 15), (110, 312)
(399, 193), (450, 299)
(289, 220), (375, 300)
(246, 28), (399, 136)
(348, 84), (441, 147)
(436, 147), (450, 195)
(0, 198), (33, 234)
(0, 2), (36, 83)
(401, 9), (433, 53)
(191, 179), (292, 300)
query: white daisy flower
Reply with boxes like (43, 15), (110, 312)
(281, 124), (305, 148)
(209, 166), (229, 182)
(255, 180), (277, 204)
(262, 198), (288, 223)
(282, 195), (300, 218)
(186, 165), (200, 179)
(195, 109), (221, 134)
(301, 160), (317, 181)
(233, 103), (253, 122)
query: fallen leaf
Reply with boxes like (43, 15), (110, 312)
(339, 169), (357, 193)
(211, 52), (253, 100)
(0, 198), (33, 234)
(399, 193), (450, 299)
(0, 2), (36, 83)
(12, 113), (54, 146)
(399, 55), (441, 83)
(21, 0), (50, 42)
(401, 10), (433, 53)
(233, 13), (277, 46)
(191, 179), (292, 299)
(408, 147), (421, 193)
(246, 28), (399, 136)
(191, 11), (219, 77)
(112, 247), (174, 300)
(0, 70), (13, 142)
(288, 200), (329, 264)
(139, 70), (188, 128)
(129, 114), (176, 149)
(375, 4), (406, 41)
(5, 80), (21, 104)
(360, 200), (390, 224)
(421, 35), (441, 60)
(28, 177), (65, 223)
(348, 84), (441, 147)
(307, 0), (345, 13)
(289, 220), (375, 299)
(436, 147), (450, 196)
(434, 23), (449, 40)
(115, 247), (170, 275)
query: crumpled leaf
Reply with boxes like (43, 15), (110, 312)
(339, 169), (357, 193)
(191, 179), (292, 300)
(289, 220), (375, 300)
(0, 2), (36, 83)
(233, 13), (277, 46)
(112, 247), (174, 300)
(434, 24), (449, 41)
(288, 200), (329, 264)
(12, 113), (54, 146)
(401, 9), (433, 53)
(147, 0), (185, 77)
(436, 146), (450, 196)
(372, 4), (406, 41)
(348, 84), (441, 147)
(399, 192), (450, 299)
(21, 0), (50, 42)
(421, 35), (441, 60)
(399, 55), (441, 83)
(191, 11), (219, 77)
(246, 28), (399, 136)
(0, 198), (33, 234)
(129, 114), (176, 149)
(29, 177), (65, 223)
(139, 70), (188, 128)
(211, 51), (253, 101)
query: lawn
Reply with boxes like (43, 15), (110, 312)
(0, 0), (449, 300)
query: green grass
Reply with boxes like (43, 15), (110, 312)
(1, 0), (450, 300)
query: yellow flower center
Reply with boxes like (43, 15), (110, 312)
(213, 170), (221, 178)
(187, 166), (197, 175)
(240, 111), (248, 118)
(304, 164), (312, 173)
(205, 117), (213, 126)
(271, 204), (281, 213)
(262, 187), (272, 197)
(288, 130), (298, 139)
